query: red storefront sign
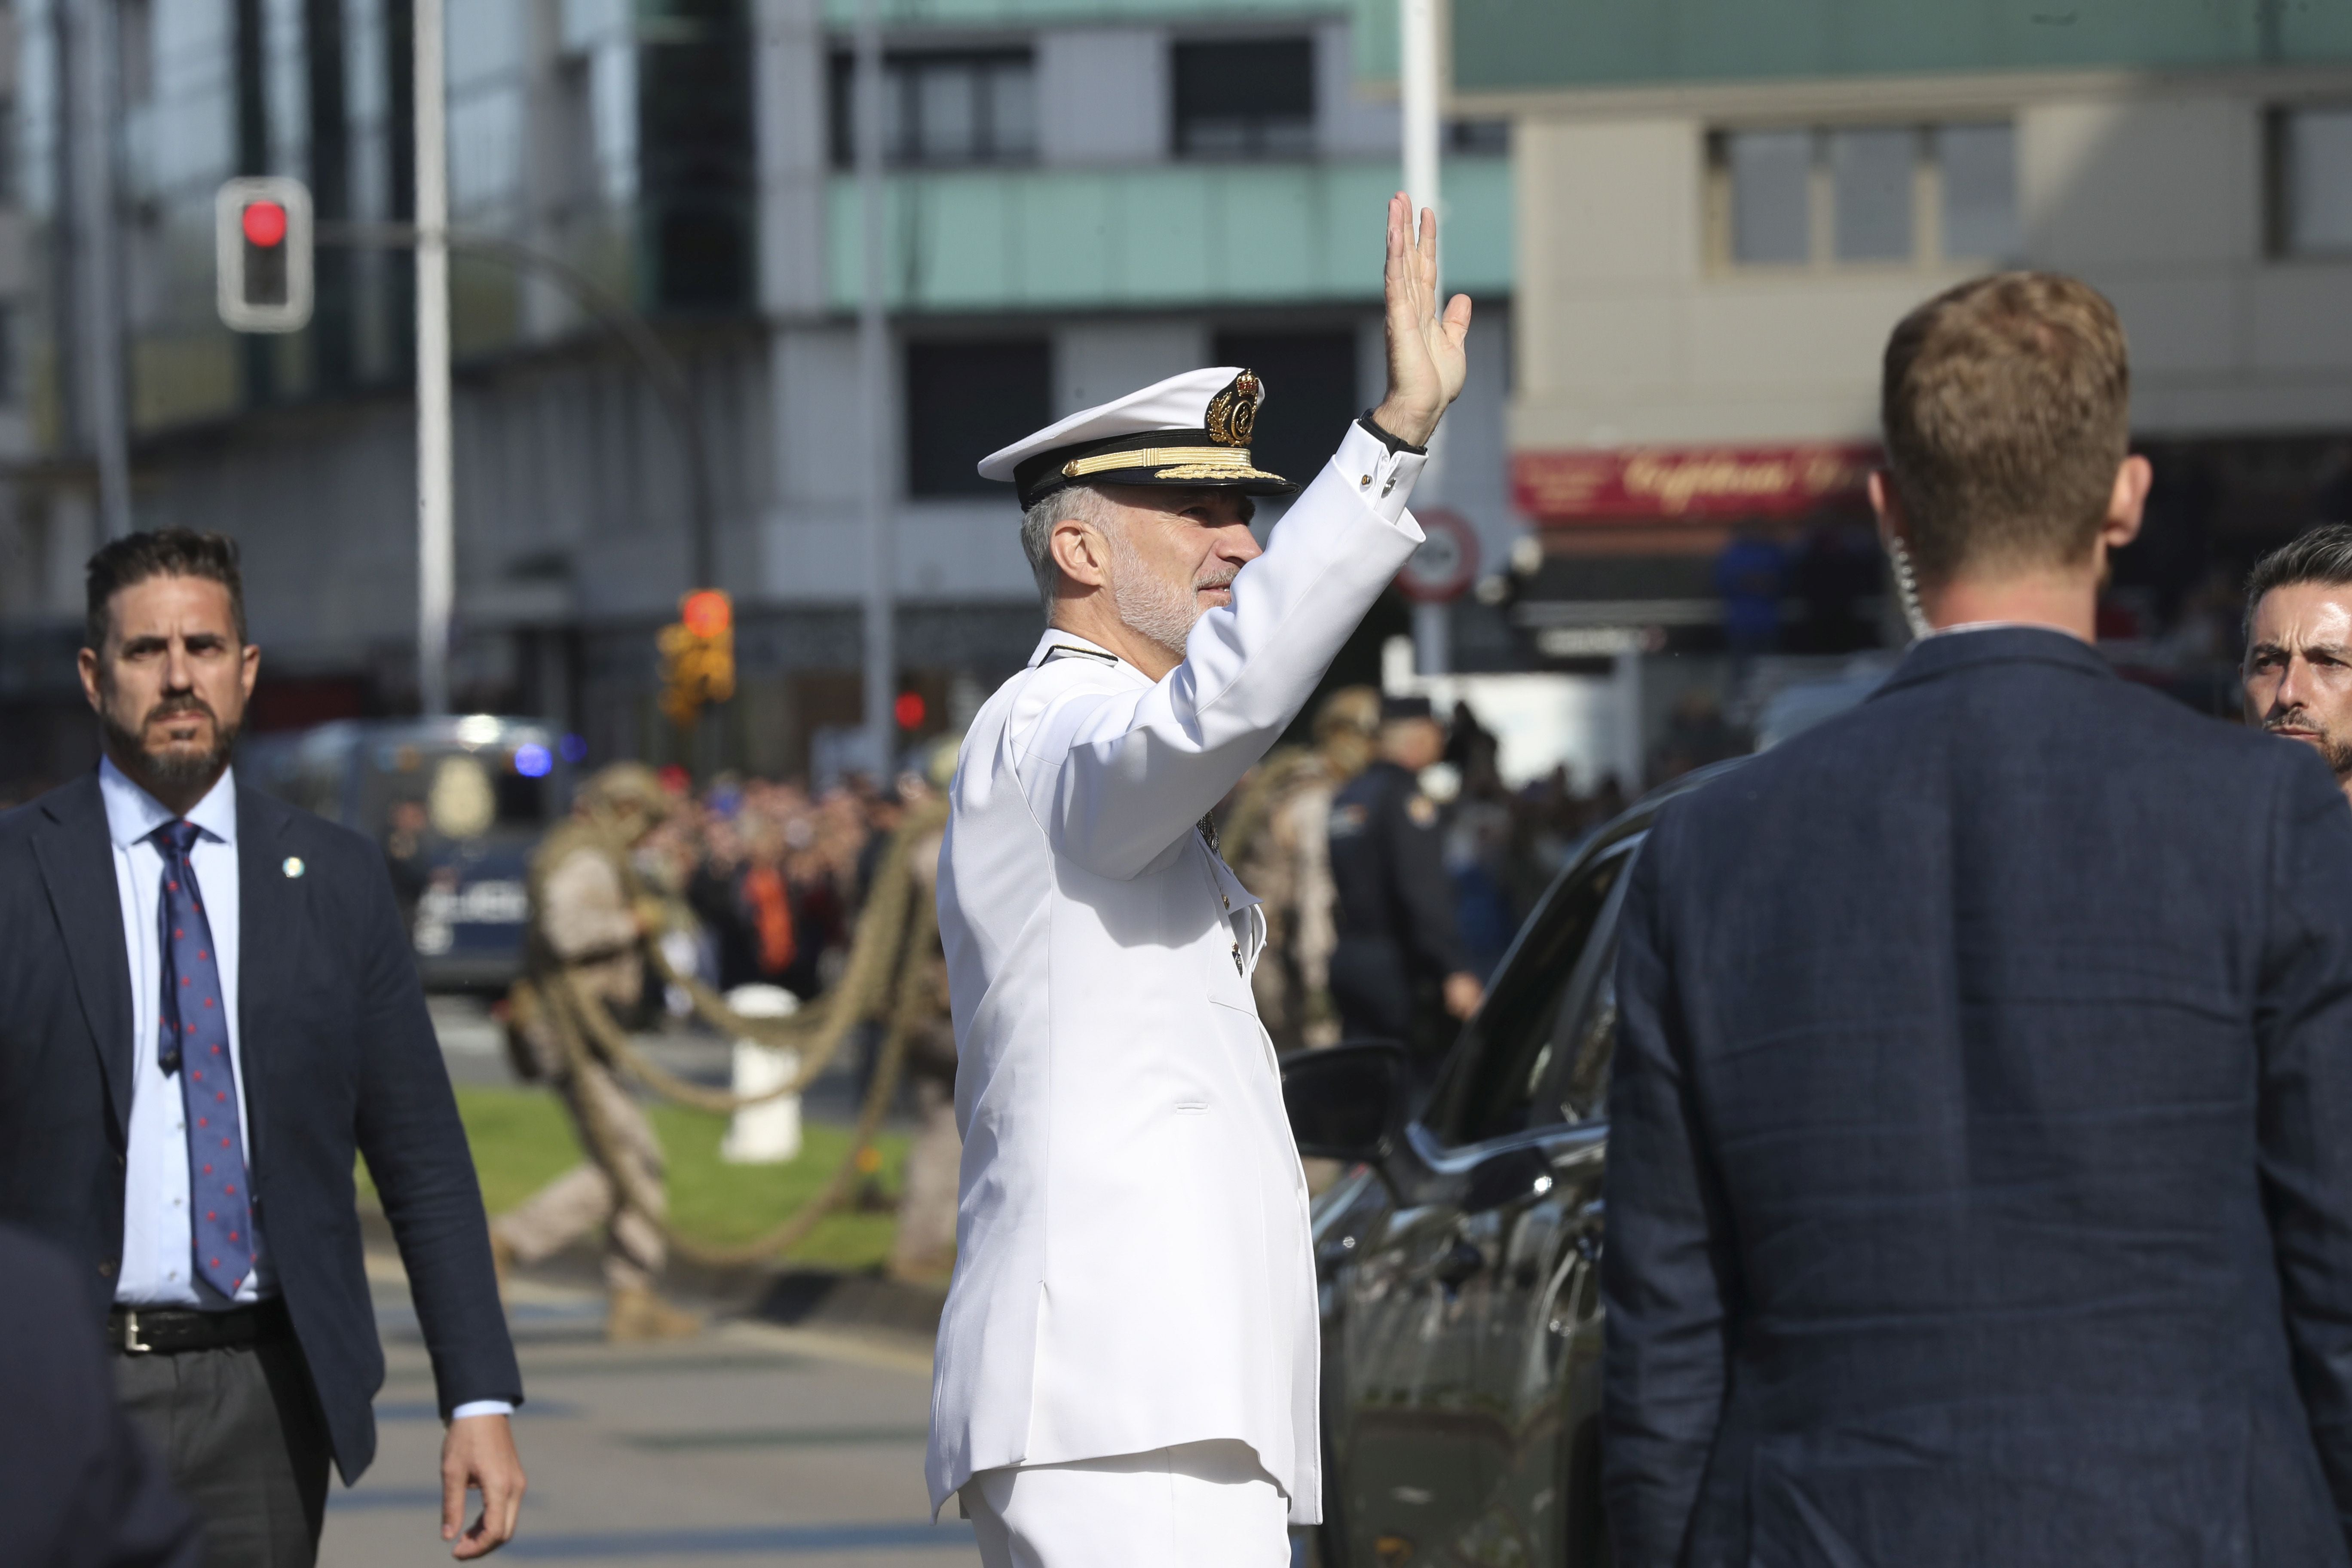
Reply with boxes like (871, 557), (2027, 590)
(1513, 443), (1880, 522)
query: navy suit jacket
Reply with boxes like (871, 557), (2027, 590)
(0, 773), (521, 1484)
(1604, 628), (2352, 1568)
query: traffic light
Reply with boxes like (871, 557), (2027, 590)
(214, 176), (314, 333)
(658, 589), (735, 729)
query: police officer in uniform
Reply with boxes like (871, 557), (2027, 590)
(1327, 695), (1485, 1065)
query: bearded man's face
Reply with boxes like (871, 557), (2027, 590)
(79, 574), (256, 800)
(2245, 580), (2352, 784)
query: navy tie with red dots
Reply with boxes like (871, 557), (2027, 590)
(153, 819), (253, 1299)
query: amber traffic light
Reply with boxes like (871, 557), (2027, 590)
(659, 589), (735, 729)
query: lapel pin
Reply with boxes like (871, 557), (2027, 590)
(282, 856), (305, 879)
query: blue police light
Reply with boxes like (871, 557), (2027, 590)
(559, 733), (588, 763)
(514, 743), (553, 778)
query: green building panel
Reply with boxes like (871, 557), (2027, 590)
(1346, 0), (2352, 95)
(826, 157), (1511, 312)
(821, 0), (1336, 24)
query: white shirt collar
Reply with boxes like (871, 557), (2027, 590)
(98, 756), (239, 850)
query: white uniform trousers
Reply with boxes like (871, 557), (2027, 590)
(959, 1440), (1291, 1568)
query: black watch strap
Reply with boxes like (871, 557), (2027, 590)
(1357, 410), (1429, 456)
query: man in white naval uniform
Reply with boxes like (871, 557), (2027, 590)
(928, 193), (1472, 1565)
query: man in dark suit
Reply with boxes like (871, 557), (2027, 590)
(1, 1221), (202, 1568)
(1604, 273), (2352, 1568)
(0, 530), (526, 1564)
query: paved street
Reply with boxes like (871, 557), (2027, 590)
(334, 1004), (976, 1566)
(363, 1002), (1316, 1567)
(325, 1265), (981, 1568)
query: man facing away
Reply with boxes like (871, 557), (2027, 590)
(2243, 521), (2352, 808)
(0, 530), (524, 1565)
(1603, 273), (2352, 1568)
(927, 193), (1470, 1567)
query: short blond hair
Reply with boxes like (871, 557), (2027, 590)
(1881, 271), (2132, 583)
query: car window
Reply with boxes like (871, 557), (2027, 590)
(1424, 845), (1630, 1148)
(1550, 941), (1618, 1124)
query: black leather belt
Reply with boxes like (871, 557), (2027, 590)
(107, 1298), (293, 1356)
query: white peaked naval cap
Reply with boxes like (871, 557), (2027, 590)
(978, 366), (1298, 512)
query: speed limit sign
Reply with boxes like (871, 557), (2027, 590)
(1396, 508), (1481, 604)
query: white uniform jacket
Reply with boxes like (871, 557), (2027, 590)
(928, 422), (1428, 1524)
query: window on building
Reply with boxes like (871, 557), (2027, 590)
(1210, 329), (1358, 490)
(1940, 122), (2020, 259)
(1831, 128), (1915, 261)
(906, 339), (1051, 498)
(1446, 119), (1511, 156)
(1727, 129), (1811, 264)
(2279, 106), (2352, 255)
(1715, 122), (2017, 268)
(830, 50), (1036, 168)
(641, 4), (756, 312)
(1172, 38), (1313, 159)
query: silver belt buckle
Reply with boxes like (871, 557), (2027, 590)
(119, 1308), (153, 1354)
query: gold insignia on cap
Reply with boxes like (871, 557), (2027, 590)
(1152, 460), (1287, 482)
(1063, 446), (1277, 481)
(1204, 371), (1264, 448)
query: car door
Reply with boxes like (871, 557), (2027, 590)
(1473, 877), (1629, 1568)
(1330, 842), (1635, 1568)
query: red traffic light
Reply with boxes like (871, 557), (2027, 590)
(680, 589), (732, 640)
(241, 200), (288, 248)
(894, 691), (927, 730)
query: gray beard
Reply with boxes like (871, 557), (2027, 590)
(1108, 524), (1208, 661)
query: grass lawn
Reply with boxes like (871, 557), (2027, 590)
(365, 1084), (910, 1274)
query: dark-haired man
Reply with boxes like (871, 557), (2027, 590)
(2243, 521), (2352, 806)
(1605, 273), (2352, 1568)
(0, 530), (525, 1564)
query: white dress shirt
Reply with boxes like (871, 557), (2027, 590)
(927, 420), (1427, 1523)
(102, 760), (512, 1420)
(103, 757), (271, 1308)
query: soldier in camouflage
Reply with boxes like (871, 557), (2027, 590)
(494, 763), (699, 1343)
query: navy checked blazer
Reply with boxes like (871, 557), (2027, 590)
(1604, 628), (2352, 1568)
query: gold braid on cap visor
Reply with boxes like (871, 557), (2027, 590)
(1059, 446), (1286, 484)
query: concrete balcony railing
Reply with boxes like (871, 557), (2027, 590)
(824, 155), (1511, 314)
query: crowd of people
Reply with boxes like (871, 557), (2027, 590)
(556, 761), (947, 1017)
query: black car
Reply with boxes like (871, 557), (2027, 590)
(241, 717), (573, 989)
(1285, 761), (1740, 1568)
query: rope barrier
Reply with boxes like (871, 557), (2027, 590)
(518, 798), (948, 1264)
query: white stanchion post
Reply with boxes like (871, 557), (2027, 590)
(720, 984), (803, 1165)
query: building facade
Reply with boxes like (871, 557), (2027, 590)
(1434, 0), (2352, 691)
(0, 0), (1517, 792)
